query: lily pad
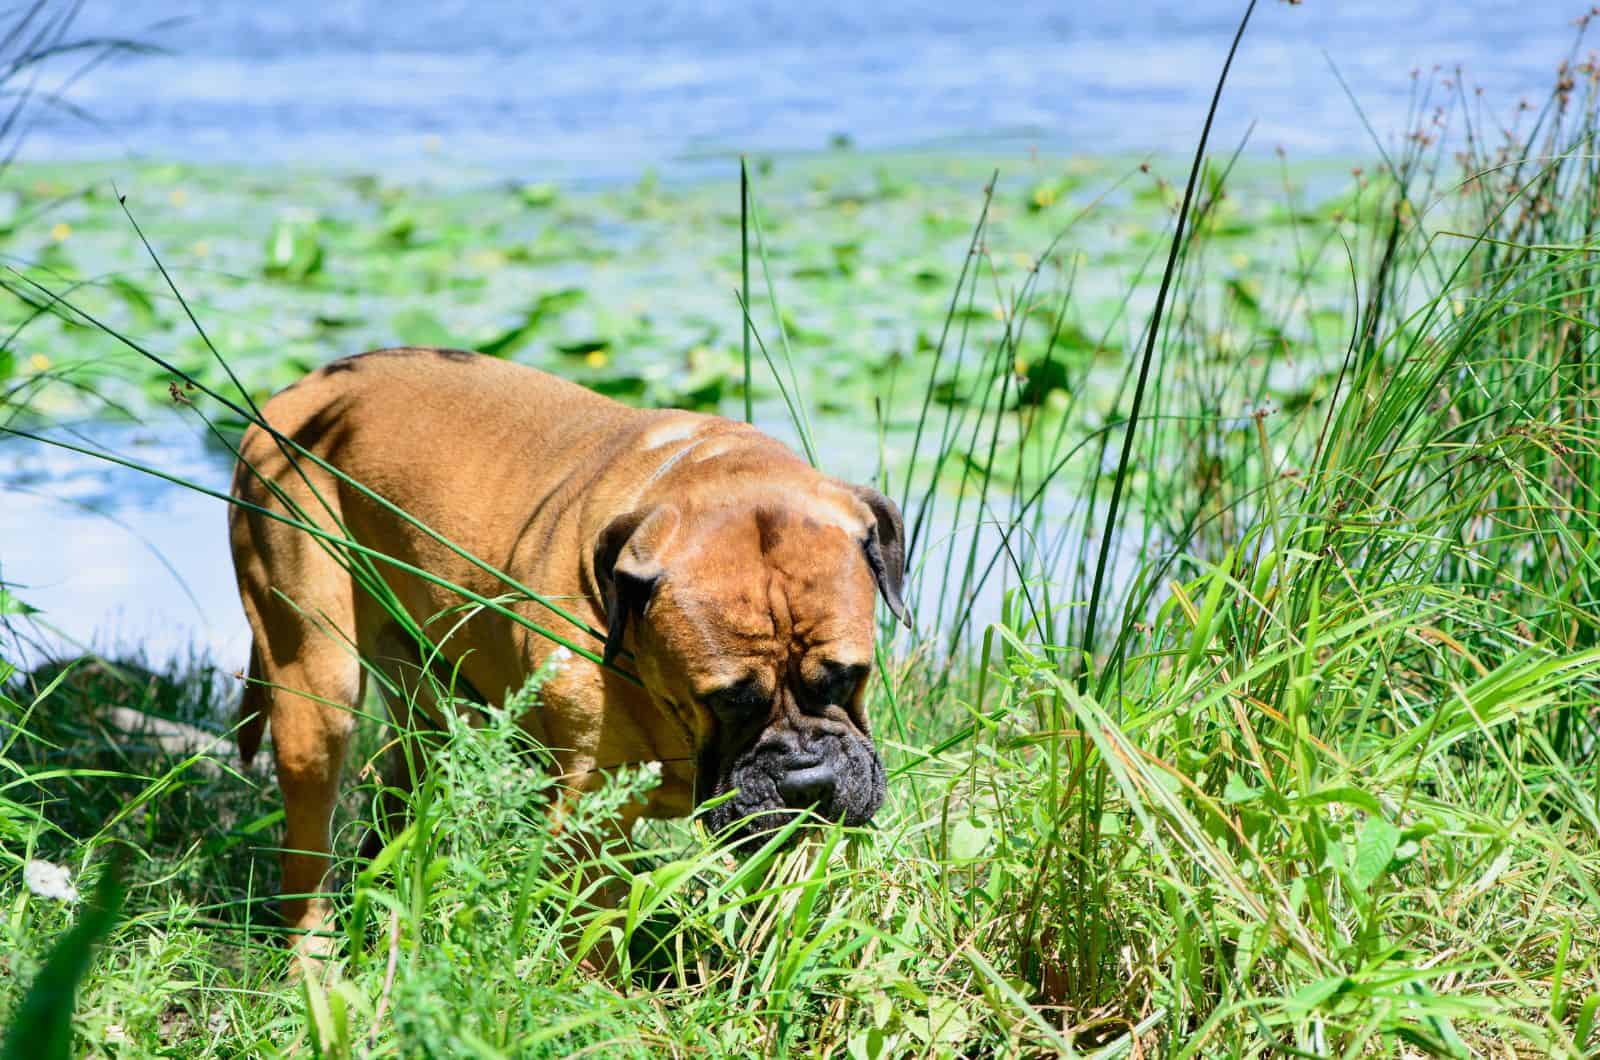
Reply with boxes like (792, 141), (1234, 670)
(263, 218), (325, 282)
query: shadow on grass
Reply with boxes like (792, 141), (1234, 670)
(5, 653), (282, 933)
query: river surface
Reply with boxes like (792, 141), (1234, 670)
(0, 0), (1583, 669)
(24, 1), (1580, 179)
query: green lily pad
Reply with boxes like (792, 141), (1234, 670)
(518, 183), (559, 208)
(263, 218), (324, 282)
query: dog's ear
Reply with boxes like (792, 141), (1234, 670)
(593, 505), (680, 667)
(847, 485), (912, 629)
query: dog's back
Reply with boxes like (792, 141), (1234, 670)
(229, 345), (731, 754)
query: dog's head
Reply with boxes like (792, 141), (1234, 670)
(593, 481), (909, 847)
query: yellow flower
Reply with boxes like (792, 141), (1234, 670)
(49, 222), (70, 242)
(170, 188), (188, 207)
(191, 240), (211, 257)
(584, 349), (609, 368)
(27, 353), (50, 372)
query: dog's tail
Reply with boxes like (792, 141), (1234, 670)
(237, 642), (269, 765)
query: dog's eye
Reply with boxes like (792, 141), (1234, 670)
(810, 662), (868, 706)
(701, 679), (769, 717)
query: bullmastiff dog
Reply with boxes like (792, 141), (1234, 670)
(229, 347), (909, 950)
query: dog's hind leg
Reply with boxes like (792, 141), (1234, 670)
(231, 478), (367, 961)
(252, 621), (365, 960)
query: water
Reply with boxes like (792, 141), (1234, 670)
(1, 419), (243, 666)
(0, 0), (1581, 666)
(26, 1), (1578, 179)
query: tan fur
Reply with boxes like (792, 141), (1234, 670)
(229, 347), (891, 954)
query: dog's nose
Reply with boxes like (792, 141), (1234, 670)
(776, 758), (835, 807)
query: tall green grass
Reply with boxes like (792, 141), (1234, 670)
(4, 19), (1600, 1059)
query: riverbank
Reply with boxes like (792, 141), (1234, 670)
(5, 98), (1599, 1053)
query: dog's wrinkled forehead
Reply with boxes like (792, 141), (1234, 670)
(651, 502), (878, 689)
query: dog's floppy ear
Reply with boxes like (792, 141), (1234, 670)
(847, 485), (912, 629)
(593, 504), (679, 667)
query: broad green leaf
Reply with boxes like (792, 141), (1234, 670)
(1351, 816), (1401, 891)
(947, 815), (993, 861)
(1222, 771), (1261, 805)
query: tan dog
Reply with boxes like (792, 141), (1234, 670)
(229, 347), (908, 949)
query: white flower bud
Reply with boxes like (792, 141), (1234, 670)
(24, 859), (79, 903)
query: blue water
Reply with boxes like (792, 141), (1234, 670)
(1, 1), (1585, 666)
(27, 1), (1580, 178)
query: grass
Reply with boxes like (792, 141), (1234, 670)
(4, 16), (1600, 1058)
